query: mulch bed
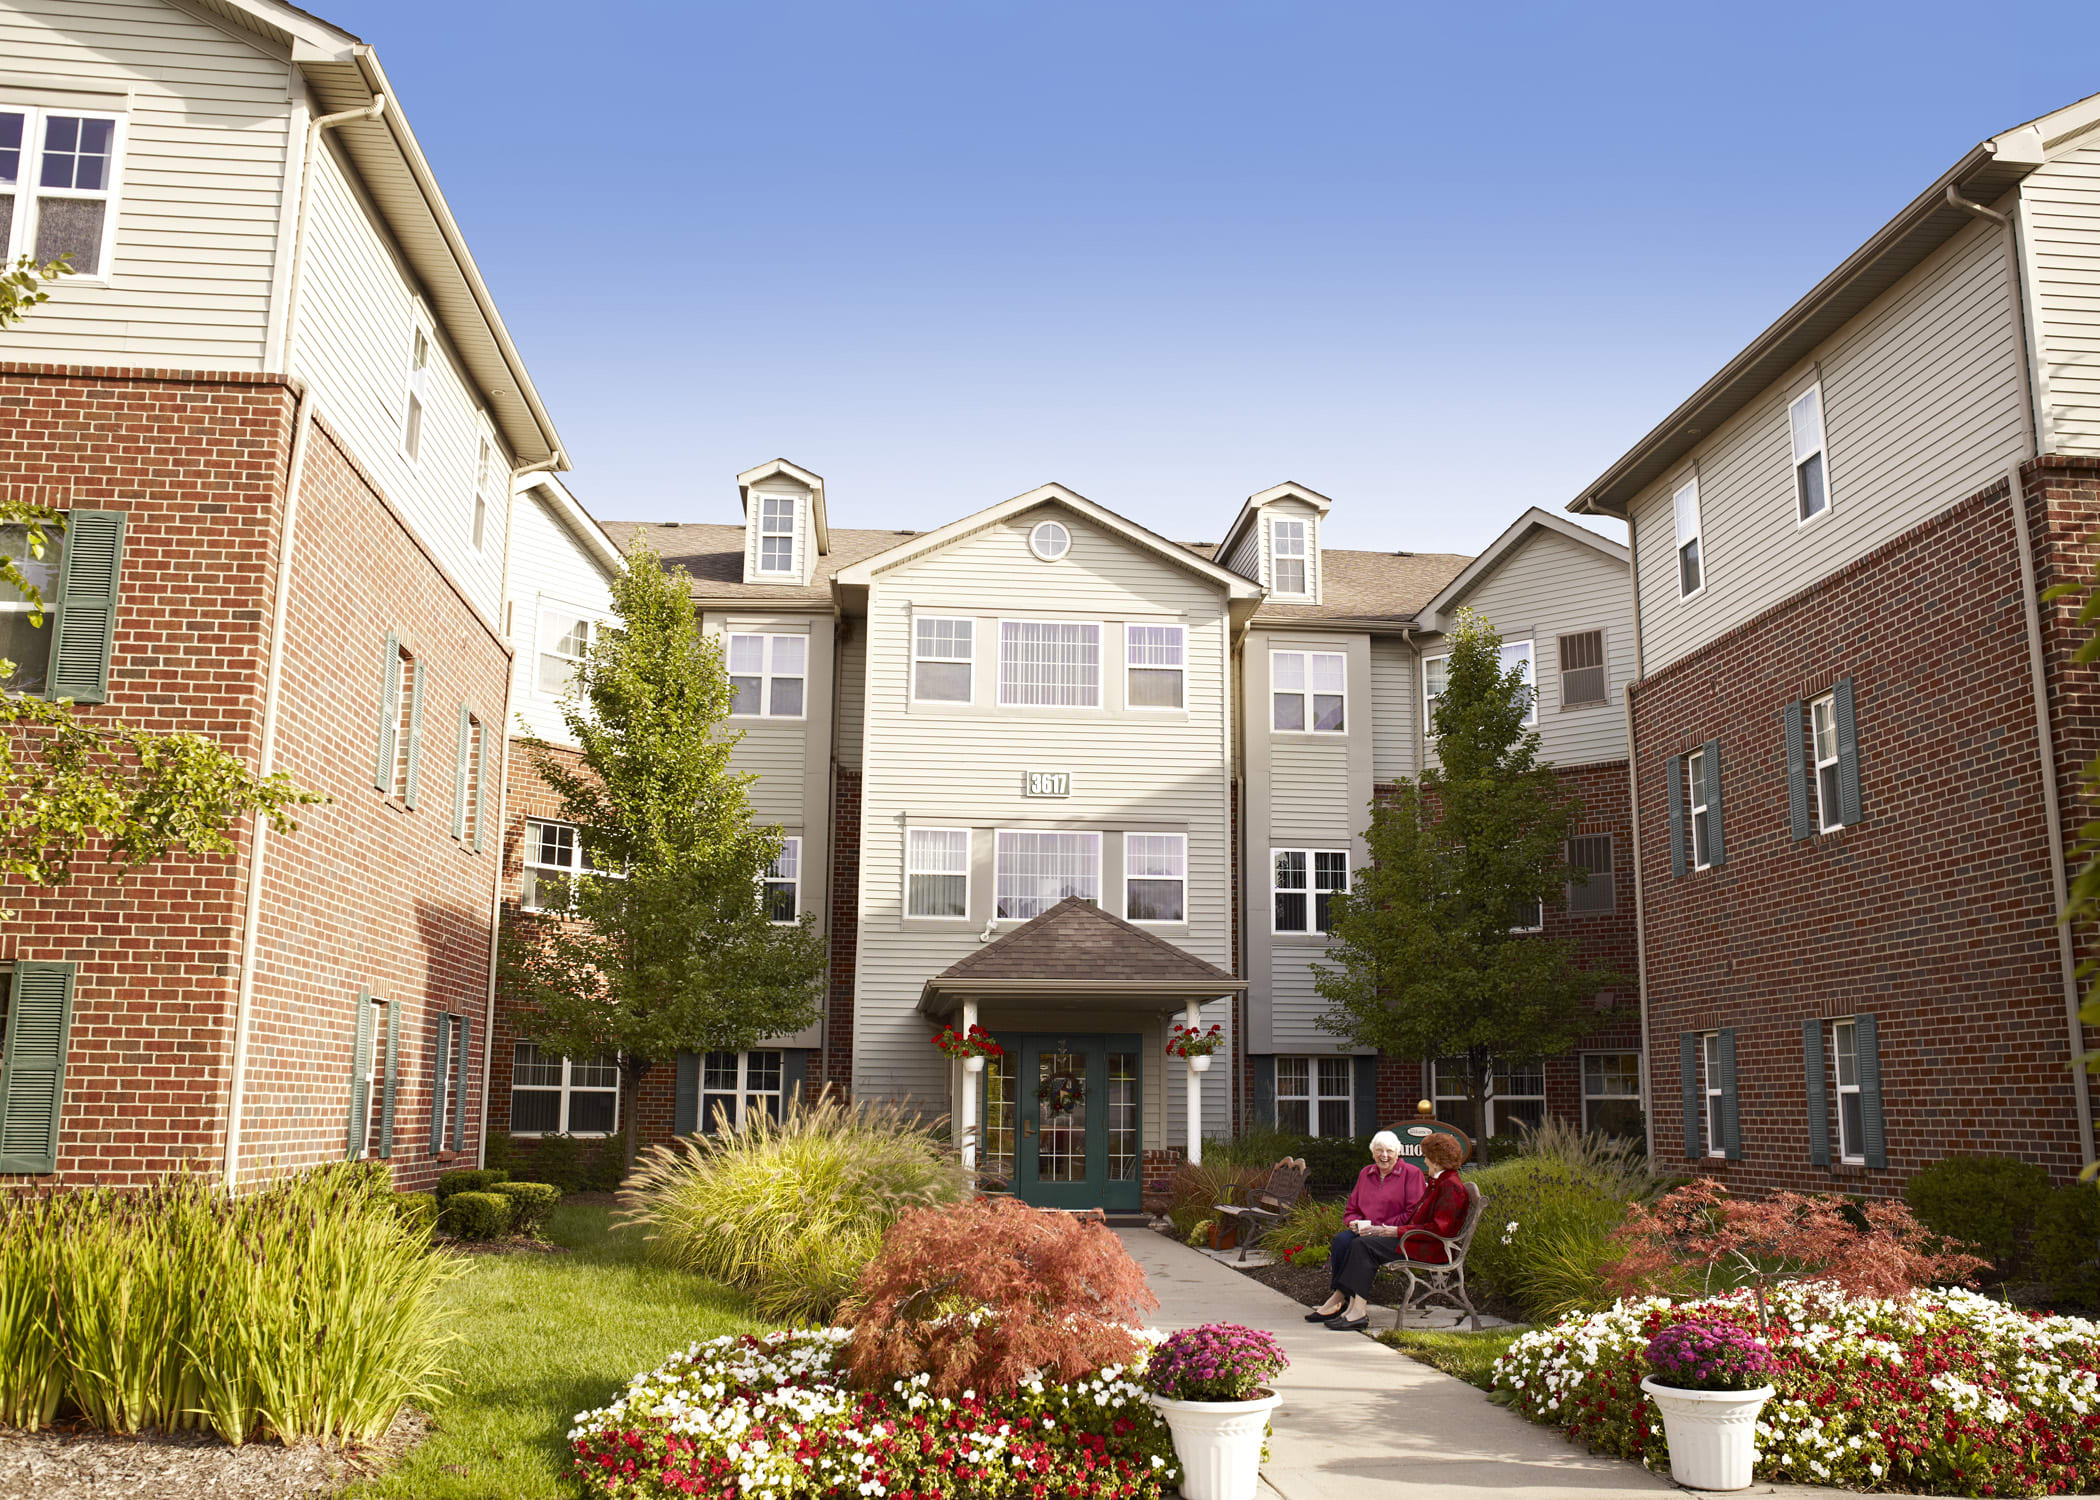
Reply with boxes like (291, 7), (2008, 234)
(1242, 1258), (1411, 1310)
(0, 1405), (425, 1500)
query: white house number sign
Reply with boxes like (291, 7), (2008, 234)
(1024, 771), (1071, 798)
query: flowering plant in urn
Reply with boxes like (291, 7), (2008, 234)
(931, 1023), (1004, 1061)
(1165, 1023), (1226, 1059)
(1643, 1321), (1777, 1392)
(1144, 1323), (1288, 1402)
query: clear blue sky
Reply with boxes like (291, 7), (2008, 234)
(333, 0), (2099, 556)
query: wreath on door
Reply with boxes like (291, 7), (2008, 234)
(1035, 1072), (1085, 1115)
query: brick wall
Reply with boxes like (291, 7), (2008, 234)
(1632, 478), (2088, 1194)
(824, 765), (861, 1092)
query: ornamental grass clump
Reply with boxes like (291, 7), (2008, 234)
(1643, 1320), (1777, 1392)
(1143, 1324), (1288, 1403)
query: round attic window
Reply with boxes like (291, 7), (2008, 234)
(1029, 520), (1071, 561)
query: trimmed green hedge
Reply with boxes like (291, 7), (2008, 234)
(494, 1182), (561, 1239)
(434, 1167), (508, 1203)
(441, 1191), (514, 1240)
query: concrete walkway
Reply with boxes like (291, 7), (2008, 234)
(1122, 1228), (1830, 1500)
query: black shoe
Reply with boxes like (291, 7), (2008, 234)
(1324, 1314), (1370, 1331)
(1305, 1307), (1342, 1323)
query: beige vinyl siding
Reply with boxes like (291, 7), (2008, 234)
(0, 0), (292, 369)
(704, 613), (813, 826)
(835, 624), (866, 770)
(852, 508), (1233, 1137)
(1630, 213), (2028, 674)
(1270, 949), (1339, 1051)
(508, 489), (616, 745)
(291, 137), (504, 622)
(2024, 135), (2100, 454)
(1369, 637), (1416, 782)
(1225, 525), (1261, 582)
(1264, 497), (1322, 602)
(1270, 740), (1353, 843)
(1447, 528), (1632, 769)
(743, 481), (813, 585)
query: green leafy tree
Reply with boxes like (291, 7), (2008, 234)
(1315, 607), (1625, 1127)
(501, 542), (827, 1170)
(0, 254), (71, 331)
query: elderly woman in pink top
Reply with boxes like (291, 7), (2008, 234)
(1306, 1130), (1426, 1331)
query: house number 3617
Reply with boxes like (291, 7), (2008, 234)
(1025, 772), (1071, 797)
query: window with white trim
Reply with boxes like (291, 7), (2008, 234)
(1272, 650), (1345, 732)
(1273, 849), (1348, 934)
(998, 621), (1100, 708)
(1276, 1056), (1353, 1136)
(473, 438), (493, 552)
(1566, 833), (1614, 915)
(906, 828), (970, 917)
(1270, 517), (1309, 596)
(763, 837), (800, 923)
(1686, 748), (1714, 870)
(402, 327), (429, 462)
(701, 1049), (783, 1132)
(1701, 1031), (1725, 1158)
(757, 496), (796, 574)
(0, 522), (61, 695)
(1557, 629), (1606, 708)
(1810, 692), (1841, 833)
(1791, 383), (1829, 522)
(1831, 1020), (1864, 1165)
(1126, 624), (1185, 709)
(355, 993), (385, 1154)
(386, 642), (417, 802)
(521, 818), (605, 912)
(1, 108), (123, 278)
(729, 633), (807, 717)
(1674, 477), (1703, 598)
(1422, 654), (1448, 729)
(1501, 639), (1537, 726)
(1423, 645), (1532, 729)
(1124, 833), (1186, 923)
(913, 617), (974, 703)
(1433, 1057), (1543, 1138)
(994, 830), (1100, 920)
(1582, 1051), (1642, 1137)
(537, 609), (596, 697)
(510, 1044), (619, 1134)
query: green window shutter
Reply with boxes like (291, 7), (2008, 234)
(403, 661), (426, 809)
(1250, 1055), (1277, 1130)
(1666, 755), (1687, 878)
(1834, 676), (1863, 826)
(1352, 1055), (1377, 1138)
(1784, 701), (1812, 840)
(1717, 1027), (1741, 1160)
(374, 633), (400, 793)
(1856, 1013), (1886, 1169)
(49, 510), (125, 704)
(0, 961), (77, 1174)
(428, 1012), (453, 1154)
(346, 989), (374, 1158)
(1678, 1032), (1698, 1160)
(378, 998), (400, 1160)
(1704, 739), (1727, 867)
(1803, 1020), (1829, 1167)
(451, 1015), (470, 1153)
(451, 706), (472, 840)
(470, 715), (492, 853)
(674, 1051), (700, 1137)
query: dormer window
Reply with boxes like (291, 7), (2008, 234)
(1271, 518), (1308, 596)
(758, 496), (796, 575)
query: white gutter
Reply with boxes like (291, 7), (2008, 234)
(270, 92), (387, 376)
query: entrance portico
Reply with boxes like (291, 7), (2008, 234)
(919, 897), (1245, 1211)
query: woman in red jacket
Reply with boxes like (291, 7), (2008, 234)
(1306, 1130), (1425, 1331)
(1396, 1132), (1471, 1264)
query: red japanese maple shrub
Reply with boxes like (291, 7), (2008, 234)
(840, 1195), (1159, 1397)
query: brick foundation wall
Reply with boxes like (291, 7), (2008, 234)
(1632, 478), (2088, 1194)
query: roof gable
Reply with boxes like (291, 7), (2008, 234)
(935, 897), (1240, 986)
(1417, 508), (1627, 632)
(1217, 480), (1336, 561)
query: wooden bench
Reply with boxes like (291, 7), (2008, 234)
(1213, 1158), (1308, 1263)
(1377, 1180), (1489, 1330)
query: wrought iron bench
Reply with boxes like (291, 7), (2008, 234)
(1213, 1157), (1308, 1263)
(1378, 1181), (1489, 1330)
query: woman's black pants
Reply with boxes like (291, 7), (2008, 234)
(1327, 1229), (1403, 1298)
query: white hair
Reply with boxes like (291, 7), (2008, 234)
(1369, 1130), (1403, 1155)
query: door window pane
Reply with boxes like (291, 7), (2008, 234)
(1037, 1050), (1086, 1182)
(1108, 1052), (1138, 1182)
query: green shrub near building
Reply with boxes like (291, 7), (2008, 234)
(434, 1167), (508, 1203)
(1903, 1154), (2050, 1272)
(494, 1182), (562, 1240)
(442, 1191), (515, 1241)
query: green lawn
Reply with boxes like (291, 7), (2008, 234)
(351, 1202), (773, 1500)
(1378, 1327), (1524, 1390)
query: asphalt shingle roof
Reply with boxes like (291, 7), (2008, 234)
(1184, 543), (1472, 628)
(597, 521), (914, 603)
(935, 897), (1240, 985)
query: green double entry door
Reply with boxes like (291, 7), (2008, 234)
(985, 1033), (1142, 1212)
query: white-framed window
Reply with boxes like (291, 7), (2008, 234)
(728, 633), (807, 718)
(355, 993), (386, 1154)
(701, 1049), (784, 1132)
(1810, 692), (1842, 833)
(1126, 624), (1185, 709)
(537, 609), (597, 697)
(1510, 896), (1544, 933)
(509, 1043), (619, 1135)
(0, 521), (62, 695)
(1272, 650), (1345, 732)
(473, 437), (493, 553)
(521, 818), (603, 912)
(1432, 1057), (1543, 1138)
(1674, 477), (1703, 598)
(1270, 517), (1310, 596)
(1831, 1019), (1864, 1165)
(994, 830), (1100, 920)
(757, 495), (797, 575)
(1124, 832), (1186, 923)
(1686, 747), (1714, 870)
(906, 828), (970, 918)
(1502, 639), (1537, 726)
(1029, 519), (1071, 561)
(912, 616), (973, 703)
(998, 620), (1101, 708)
(1701, 1031), (1725, 1158)
(1273, 848), (1348, 934)
(1791, 383), (1829, 523)
(1582, 1051), (1643, 1137)
(763, 837), (800, 923)
(1276, 1056), (1353, 1136)
(1, 107), (125, 280)
(402, 326), (430, 462)
(1566, 833), (1615, 915)
(1422, 653), (1448, 729)
(385, 641), (417, 801)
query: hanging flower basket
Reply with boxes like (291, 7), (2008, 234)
(1166, 1022), (1226, 1059)
(932, 1023), (1004, 1064)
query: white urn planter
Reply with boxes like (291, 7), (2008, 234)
(962, 1054), (986, 1074)
(1640, 1377), (1774, 1491)
(1149, 1390), (1281, 1500)
(1187, 1053), (1213, 1073)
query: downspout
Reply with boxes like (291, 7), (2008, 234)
(1949, 185), (2096, 1167)
(1619, 512), (1653, 1128)
(222, 90), (389, 1192)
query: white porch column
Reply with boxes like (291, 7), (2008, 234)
(1185, 999), (1203, 1165)
(959, 1000), (979, 1170)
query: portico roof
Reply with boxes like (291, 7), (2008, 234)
(917, 898), (1245, 1019)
